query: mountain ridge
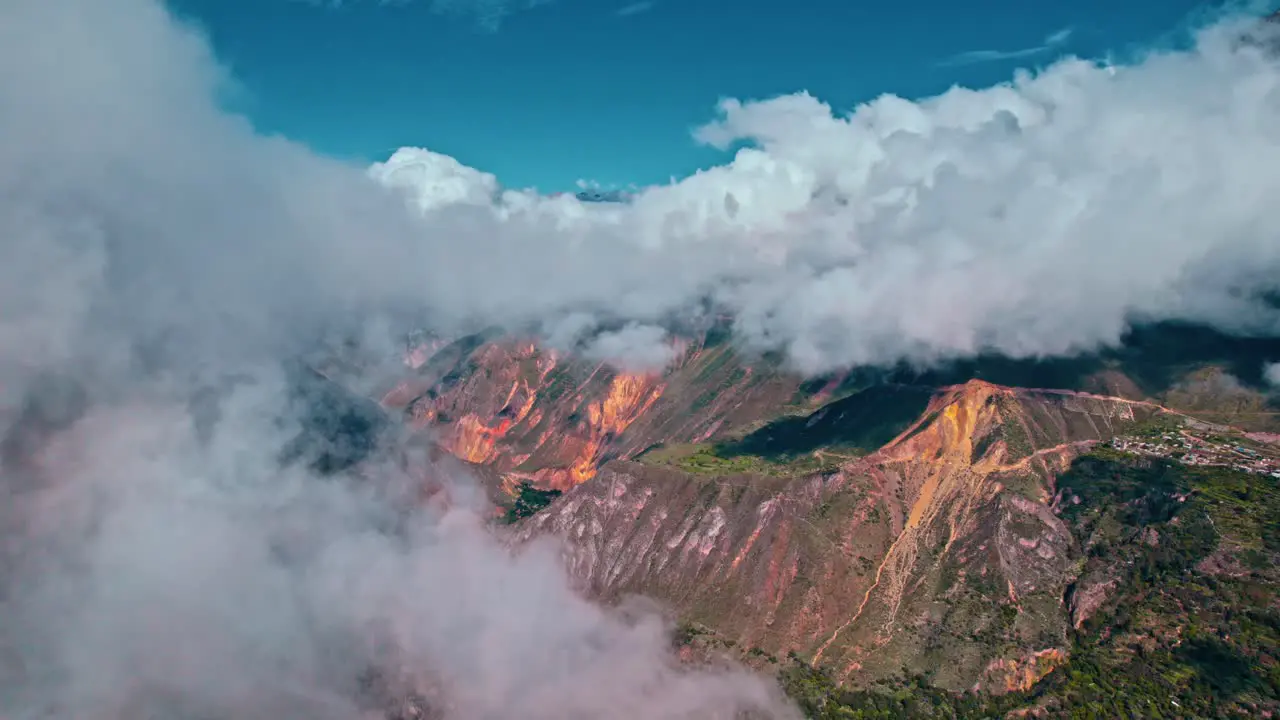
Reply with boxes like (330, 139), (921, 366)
(503, 379), (1175, 692)
(370, 322), (1280, 499)
(312, 322), (1280, 716)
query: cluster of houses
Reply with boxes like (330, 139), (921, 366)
(1108, 429), (1280, 479)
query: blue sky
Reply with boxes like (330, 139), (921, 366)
(170, 0), (1218, 192)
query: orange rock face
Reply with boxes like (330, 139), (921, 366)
(438, 368), (664, 490)
(386, 337), (805, 491)
(981, 648), (1068, 693)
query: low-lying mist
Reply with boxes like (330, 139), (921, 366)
(0, 0), (794, 716)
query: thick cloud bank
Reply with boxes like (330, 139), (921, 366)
(0, 382), (789, 718)
(373, 18), (1280, 374)
(0, 0), (791, 717)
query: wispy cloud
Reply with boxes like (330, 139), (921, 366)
(294, 0), (553, 31)
(1044, 26), (1073, 45)
(615, 1), (655, 17)
(939, 26), (1074, 67)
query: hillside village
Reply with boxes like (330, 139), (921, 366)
(1107, 423), (1280, 479)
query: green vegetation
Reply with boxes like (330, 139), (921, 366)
(684, 348), (754, 414)
(541, 364), (586, 404)
(710, 449), (1280, 718)
(436, 357), (481, 393)
(779, 661), (1026, 719)
(702, 320), (734, 348)
(692, 345), (740, 384)
(280, 364), (389, 475)
(990, 397), (1034, 459)
(501, 481), (562, 523)
(1127, 414), (1189, 439)
(724, 384), (935, 459)
(672, 620), (711, 647)
(638, 442), (846, 477)
(410, 331), (487, 378)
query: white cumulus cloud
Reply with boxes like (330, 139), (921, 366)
(1266, 361), (1280, 386)
(369, 147), (500, 212)
(374, 17), (1280, 374)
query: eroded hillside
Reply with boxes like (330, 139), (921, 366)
(513, 380), (1159, 691)
(378, 334), (814, 490)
